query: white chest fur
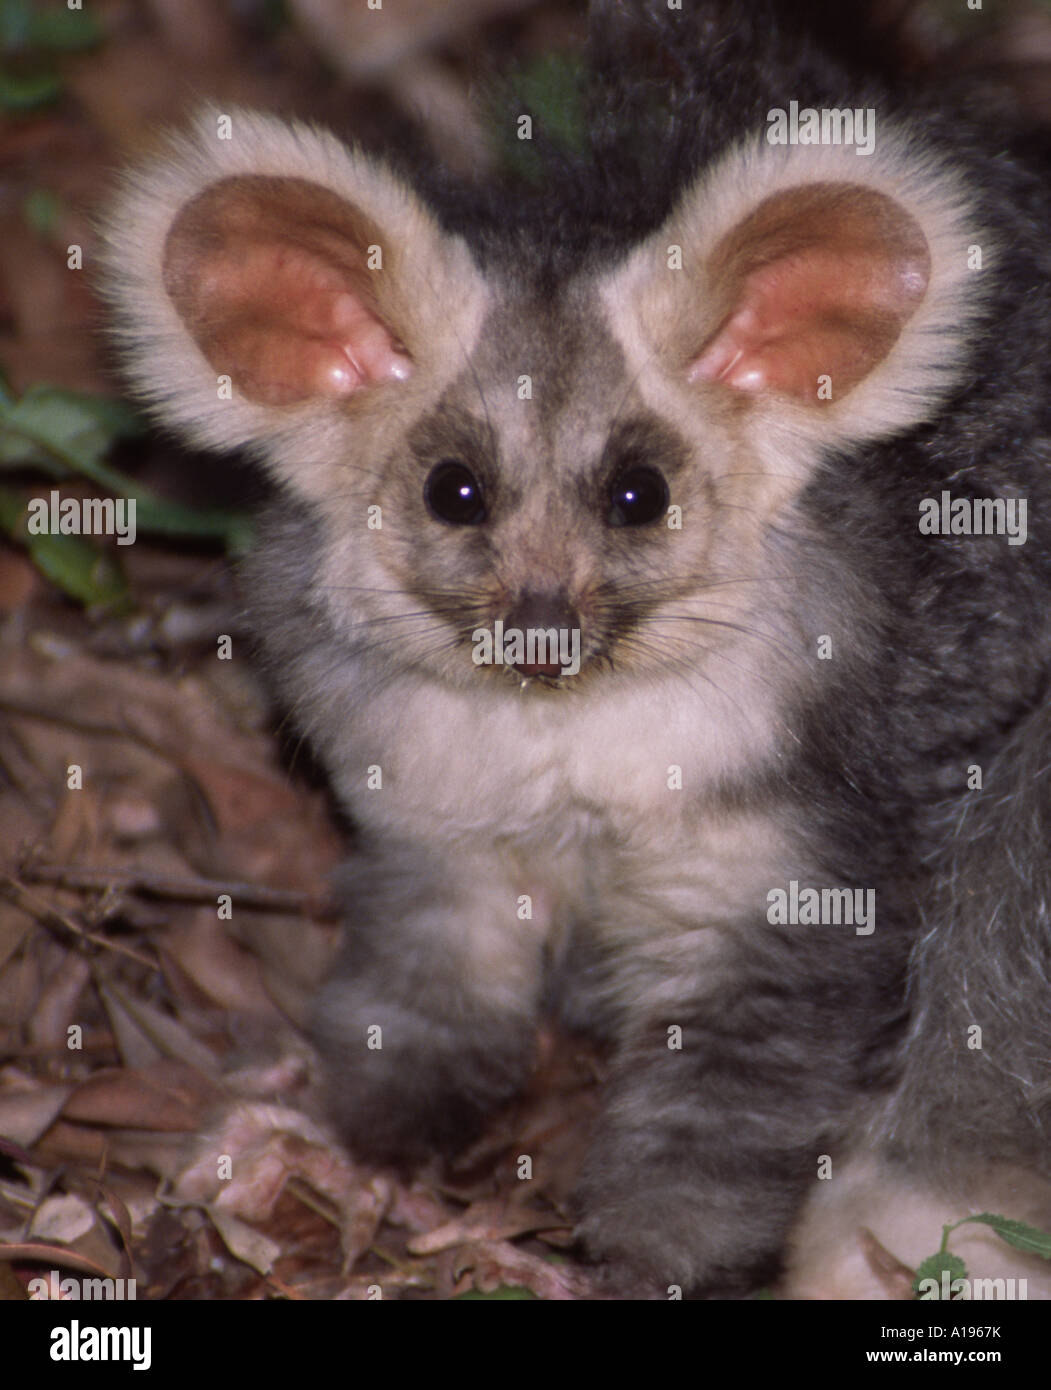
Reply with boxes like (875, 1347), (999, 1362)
(324, 665), (793, 952)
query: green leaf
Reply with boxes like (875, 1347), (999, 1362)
(0, 481), (25, 531)
(0, 0), (31, 51)
(913, 1251), (968, 1299)
(0, 384), (142, 475)
(25, 531), (128, 609)
(25, 4), (102, 52)
(454, 1286), (538, 1300)
(0, 484), (128, 610)
(518, 53), (587, 155)
(0, 0), (101, 53)
(22, 188), (64, 237)
(0, 384), (253, 551)
(496, 52), (587, 183)
(0, 68), (62, 109)
(124, 492), (255, 551)
(949, 1213), (1051, 1260)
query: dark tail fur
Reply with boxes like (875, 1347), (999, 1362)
(881, 693), (1051, 1174)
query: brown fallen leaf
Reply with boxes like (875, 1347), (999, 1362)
(0, 1082), (72, 1148)
(191, 1204), (281, 1279)
(90, 1180), (137, 1277)
(28, 1192), (95, 1245)
(160, 908), (289, 1021)
(29, 954), (91, 1050)
(97, 981), (222, 1077)
(407, 1198), (568, 1256)
(451, 1238), (589, 1300)
(61, 1061), (217, 1133)
(172, 1102), (387, 1269)
(0, 1242), (116, 1283)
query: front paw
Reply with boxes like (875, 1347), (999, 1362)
(574, 1148), (789, 1298)
(311, 983), (535, 1169)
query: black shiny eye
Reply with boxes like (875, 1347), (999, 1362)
(424, 460), (487, 525)
(608, 465), (669, 527)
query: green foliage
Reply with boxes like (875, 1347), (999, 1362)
(494, 52), (587, 184)
(0, 381), (140, 475)
(943, 1213), (1051, 1260)
(912, 1210), (1051, 1298)
(0, 0), (102, 111)
(0, 0), (101, 53)
(22, 188), (64, 236)
(913, 1250), (968, 1298)
(0, 68), (59, 108)
(0, 483), (128, 608)
(0, 379), (253, 611)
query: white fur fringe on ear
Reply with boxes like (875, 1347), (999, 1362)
(98, 107), (488, 461)
(600, 127), (994, 464)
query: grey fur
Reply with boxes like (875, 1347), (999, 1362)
(101, 0), (1051, 1296)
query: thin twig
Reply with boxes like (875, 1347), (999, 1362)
(0, 876), (158, 968)
(20, 863), (335, 918)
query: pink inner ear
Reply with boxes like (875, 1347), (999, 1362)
(197, 244), (412, 406)
(164, 176), (413, 407)
(687, 186), (931, 405)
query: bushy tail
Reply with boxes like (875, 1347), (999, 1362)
(882, 694), (1051, 1173)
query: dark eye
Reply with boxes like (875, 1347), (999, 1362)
(608, 465), (669, 527)
(424, 460), (487, 525)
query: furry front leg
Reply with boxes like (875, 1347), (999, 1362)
(574, 931), (903, 1296)
(311, 840), (541, 1168)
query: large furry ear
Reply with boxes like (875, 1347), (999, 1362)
(600, 132), (991, 452)
(687, 183), (930, 402)
(100, 109), (488, 466)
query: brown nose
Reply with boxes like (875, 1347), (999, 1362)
(504, 590), (581, 677)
